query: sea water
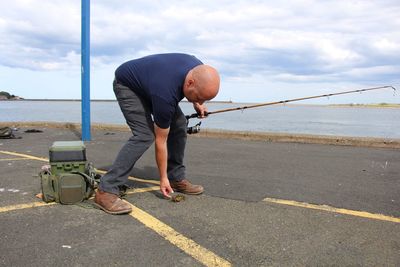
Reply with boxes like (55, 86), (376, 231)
(1, 100), (399, 138)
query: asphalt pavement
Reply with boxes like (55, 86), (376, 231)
(0, 125), (399, 266)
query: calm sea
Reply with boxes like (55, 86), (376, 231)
(1, 100), (399, 138)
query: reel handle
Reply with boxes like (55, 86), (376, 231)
(185, 111), (209, 119)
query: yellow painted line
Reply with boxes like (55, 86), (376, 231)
(0, 187), (232, 266)
(0, 201), (56, 213)
(263, 197), (400, 224)
(0, 150), (230, 265)
(0, 150), (160, 186)
(96, 169), (160, 185)
(0, 187), (160, 213)
(2, 149), (397, 223)
(87, 186), (160, 200)
(0, 150), (48, 162)
(127, 186), (159, 193)
(0, 158), (32, 161)
(129, 204), (231, 267)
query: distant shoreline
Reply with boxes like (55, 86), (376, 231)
(328, 103), (400, 108)
(2, 99), (399, 108)
(3, 99), (235, 104)
(1, 98), (116, 102)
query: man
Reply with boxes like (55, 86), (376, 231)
(94, 53), (220, 215)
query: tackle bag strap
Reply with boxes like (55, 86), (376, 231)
(39, 170), (56, 203)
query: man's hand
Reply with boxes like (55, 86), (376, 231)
(160, 178), (174, 198)
(193, 102), (208, 118)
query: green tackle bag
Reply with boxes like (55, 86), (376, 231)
(39, 141), (99, 204)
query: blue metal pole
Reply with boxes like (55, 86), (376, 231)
(81, 0), (91, 141)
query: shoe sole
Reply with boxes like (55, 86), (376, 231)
(92, 202), (132, 215)
(172, 189), (204, 195)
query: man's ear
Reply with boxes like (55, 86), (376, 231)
(187, 78), (195, 87)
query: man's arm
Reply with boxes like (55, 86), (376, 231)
(154, 124), (174, 198)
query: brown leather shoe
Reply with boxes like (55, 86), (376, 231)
(170, 179), (204, 195)
(94, 190), (132, 215)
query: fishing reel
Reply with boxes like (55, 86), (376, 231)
(185, 115), (202, 134)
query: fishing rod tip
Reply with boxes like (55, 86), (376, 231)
(384, 85), (396, 90)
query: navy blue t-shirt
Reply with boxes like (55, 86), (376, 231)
(115, 53), (203, 128)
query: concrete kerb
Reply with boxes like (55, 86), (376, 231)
(1, 121), (399, 149)
(195, 129), (400, 149)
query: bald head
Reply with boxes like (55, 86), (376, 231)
(183, 64), (220, 103)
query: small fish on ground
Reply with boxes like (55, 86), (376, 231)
(164, 193), (186, 202)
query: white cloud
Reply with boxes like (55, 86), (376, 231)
(343, 65), (400, 78)
(0, 0), (399, 100)
(315, 38), (363, 67)
(373, 38), (400, 54)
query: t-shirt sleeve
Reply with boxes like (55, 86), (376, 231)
(151, 94), (176, 129)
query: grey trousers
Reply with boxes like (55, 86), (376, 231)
(99, 79), (188, 195)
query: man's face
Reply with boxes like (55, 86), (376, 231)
(187, 93), (205, 104)
(184, 83), (205, 104)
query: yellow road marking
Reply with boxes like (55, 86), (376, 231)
(1, 150), (399, 224)
(96, 169), (160, 185)
(0, 150), (160, 185)
(263, 197), (400, 224)
(0, 201), (56, 213)
(0, 158), (32, 161)
(0, 187), (160, 213)
(126, 186), (160, 194)
(0, 187), (231, 266)
(129, 204), (231, 267)
(87, 186), (160, 200)
(0, 150), (48, 162)
(7, 149), (399, 263)
(0, 150), (231, 265)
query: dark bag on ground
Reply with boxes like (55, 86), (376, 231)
(0, 127), (15, 139)
(39, 141), (100, 204)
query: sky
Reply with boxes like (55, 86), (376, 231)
(0, 0), (399, 104)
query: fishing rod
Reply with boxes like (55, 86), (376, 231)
(185, 85), (396, 134)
